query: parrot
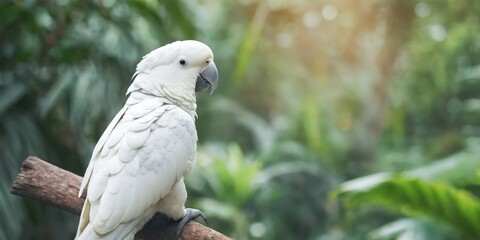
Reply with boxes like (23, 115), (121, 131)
(75, 40), (218, 240)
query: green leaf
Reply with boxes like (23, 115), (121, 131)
(0, 82), (27, 115)
(192, 143), (263, 206)
(195, 198), (239, 221)
(406, 138), (480, 185)
(333, 176), (480, 238)
(38, 68), (75, 117)
(368, 218), (459, 240)
(232, 2), (269, 82)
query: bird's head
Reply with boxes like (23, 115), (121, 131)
(128, 40), (218, 103)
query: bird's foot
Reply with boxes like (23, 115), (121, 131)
(176, 208), (207, 239)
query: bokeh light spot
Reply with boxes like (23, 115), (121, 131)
(250, 222), (266, 238)
(276, 32), (293, 48)
(303, 11), (320, 28)
(415, 2), (430, 18)
(429, 24), (447, 42)
(322, 5), (338, 21)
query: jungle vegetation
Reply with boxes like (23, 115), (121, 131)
(2, 0), (480, 239)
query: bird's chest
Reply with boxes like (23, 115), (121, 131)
(118, 104), (197, 177)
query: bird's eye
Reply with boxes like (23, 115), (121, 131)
(206, 60), (210, 64)
(179, 59), (186, 65)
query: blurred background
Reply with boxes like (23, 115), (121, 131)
(2, 0), (480, 239)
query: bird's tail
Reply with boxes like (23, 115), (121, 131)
(75, 221), (139, 240)
(75, 200), (140, 240)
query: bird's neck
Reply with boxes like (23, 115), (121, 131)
(126, 90), (198, 119)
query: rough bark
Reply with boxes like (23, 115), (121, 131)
(10, 156), (231, 240)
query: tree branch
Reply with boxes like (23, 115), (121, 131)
(10, 156), (231, 240)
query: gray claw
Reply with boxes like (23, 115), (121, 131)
(176, 208), (207, 239)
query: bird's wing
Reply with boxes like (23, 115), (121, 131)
(78, 100), (197, 236)
(79, 105), (128, 197)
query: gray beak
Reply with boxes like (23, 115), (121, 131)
(195, 62), (218, 95)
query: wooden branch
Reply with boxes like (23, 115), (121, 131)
(10, 156), (231, 240)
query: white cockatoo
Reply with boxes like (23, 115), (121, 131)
(75, 40), (218, 240)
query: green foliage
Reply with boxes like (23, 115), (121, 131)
(3, 0), (480, 239)
(187, 144), (263, 239)
(407, 138), (480, 185)
(368, 218), (460, 240)
(332, 154), (480, 239)
(334, 142), (480, 239)
(193, 144), (263, 206)
(335, 175), (480, 238)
